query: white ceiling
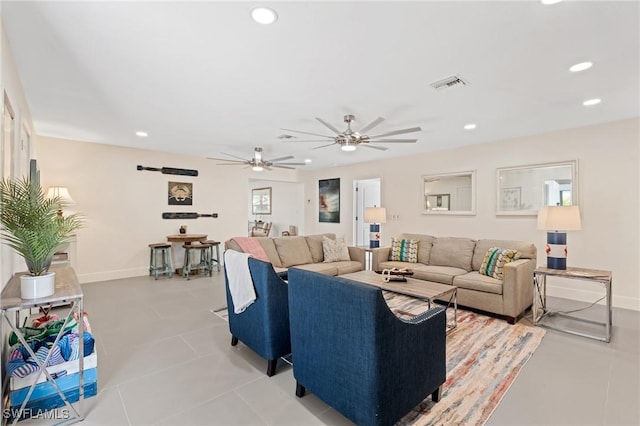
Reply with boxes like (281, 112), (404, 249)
(3, 1), (639, 170)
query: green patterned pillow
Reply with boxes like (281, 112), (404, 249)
(389, 238), (419, 263)
(479, 247), (520, 280)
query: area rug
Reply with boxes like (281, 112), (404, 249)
(211, 294), (545, 426)
(384, 292), (546, 426)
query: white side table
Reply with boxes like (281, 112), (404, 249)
(532, 266), (612, 342)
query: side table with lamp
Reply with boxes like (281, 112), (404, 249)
(533, 206), (613, 342)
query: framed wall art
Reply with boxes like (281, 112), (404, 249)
(252, 187), (272, 215)
(319, 178), (340, 223)
(168, 182), (193, 205)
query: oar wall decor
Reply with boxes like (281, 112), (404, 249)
(162, 212), (218, 219)
(137, 165), (199, 177)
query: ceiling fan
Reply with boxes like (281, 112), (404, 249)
(208, 147), (305, 172)
(281, 114), (421, 151)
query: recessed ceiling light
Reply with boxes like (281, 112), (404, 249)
(541, 0), (562, 5)
(251, 7), (277, 25)
(135, 131), (148, 137)
(569, 61), (593, 72)
(304, 158), (312, 163)
(463, 123), (477, 130)
(583, 98), (602, 106)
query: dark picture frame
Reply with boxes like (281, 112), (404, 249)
(168, 181), (193, 205)
(319, 178), (340, 223)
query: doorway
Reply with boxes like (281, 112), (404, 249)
(353, 178), (381, 247)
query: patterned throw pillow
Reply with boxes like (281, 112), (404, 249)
(389, 238), (419, 263)
(322, 236), (351, 263)
(479, 247), (520, 280)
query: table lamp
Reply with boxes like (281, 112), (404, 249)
(537, 205), (582, 270)
(47, 186), (76, 219)
(364, 206), (386, 248)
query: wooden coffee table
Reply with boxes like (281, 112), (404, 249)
(341, 270), (458, 332)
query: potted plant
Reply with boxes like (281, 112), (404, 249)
(0, 176), (83, 299)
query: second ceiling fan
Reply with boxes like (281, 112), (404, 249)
(281, 114), (421, 151)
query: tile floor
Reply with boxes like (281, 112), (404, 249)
(13, 271), (640, 425)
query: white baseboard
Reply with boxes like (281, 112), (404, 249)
(547, 283), (640, 311)
(77, 267), (149, 284)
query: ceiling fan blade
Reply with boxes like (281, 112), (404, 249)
(315, 117), (342, 135)
(361, 144), (388, 151)
(368, 126), (422, 138)
(266, 155), (294, 163)
(281, 128), (334, 139)
(312, 142), (338, 150)
(216, 163), (247, 166)
(207, 157), (245, 163)
(272, 165), (296, 170)
(369, 139), (418, 143)
(358, 117), (385, 134)
(282, 139), (332, 143)
(219, 152), (252, 162)
(273, 162), (306, 166)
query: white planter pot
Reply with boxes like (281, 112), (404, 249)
(20, 271), (56, 299)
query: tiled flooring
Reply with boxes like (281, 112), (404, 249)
(18, 271), (640, 425)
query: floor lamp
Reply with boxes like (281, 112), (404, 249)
(364, 207), (386, 249)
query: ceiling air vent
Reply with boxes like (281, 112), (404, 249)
(429, 74), (469, 91)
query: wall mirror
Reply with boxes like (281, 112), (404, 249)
(422, 171), (476, 215)
(496, 160), (577, 215)
(252, 187), (272, 215)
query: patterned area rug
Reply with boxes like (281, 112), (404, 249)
(212, 293), (545, 426)
(384, 292), (546, 426)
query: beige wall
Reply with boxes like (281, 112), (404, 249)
(300, 118), (640, 310)
(1, 24), (35, 287)
(36, 136), (299, 283)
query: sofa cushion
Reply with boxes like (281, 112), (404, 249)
(472, 239), (536, 270)
(305, 233), (336, 263)
(255, 238), (283, 268)
(453, 271), (503, 295)
(399, 234), (435, 265)
(225, 237), (282, 267)
(273, 236), (313, 267)
(292, 263), (338, 276)
(429, 237), (476, 271)
(322, 236), (350, 262)
(389, 238), (418, 263)
(411, 265), (469, 285)
(334, 260), (364, 275)
(479, 247), (521, 280)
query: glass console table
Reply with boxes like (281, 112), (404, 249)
(533, 266), (612, 343)
(1, 267), (85, 425)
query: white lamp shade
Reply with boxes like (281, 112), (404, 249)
(537, 206), (582, 231)
(364, 207), (387, 224)
(47, 186), (76, 205)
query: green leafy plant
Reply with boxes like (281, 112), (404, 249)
(0, 176), (83, 276)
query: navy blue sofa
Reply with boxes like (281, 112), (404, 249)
(287, 268), (447, 426)
(224, 257), (291, 376)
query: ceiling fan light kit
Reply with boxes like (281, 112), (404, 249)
(282, 114), (421, 152)
(208, 147), (305, 171)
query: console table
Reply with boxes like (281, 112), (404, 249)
(532, 266), (612, 343)
(1, 267), (85, 424)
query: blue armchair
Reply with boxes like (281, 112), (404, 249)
(224, 257), (291, 376)
(287, 268), (446, 426)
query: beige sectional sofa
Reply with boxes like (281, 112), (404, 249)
(225, 233), (365, 276)
(371, 233), (536, 323)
